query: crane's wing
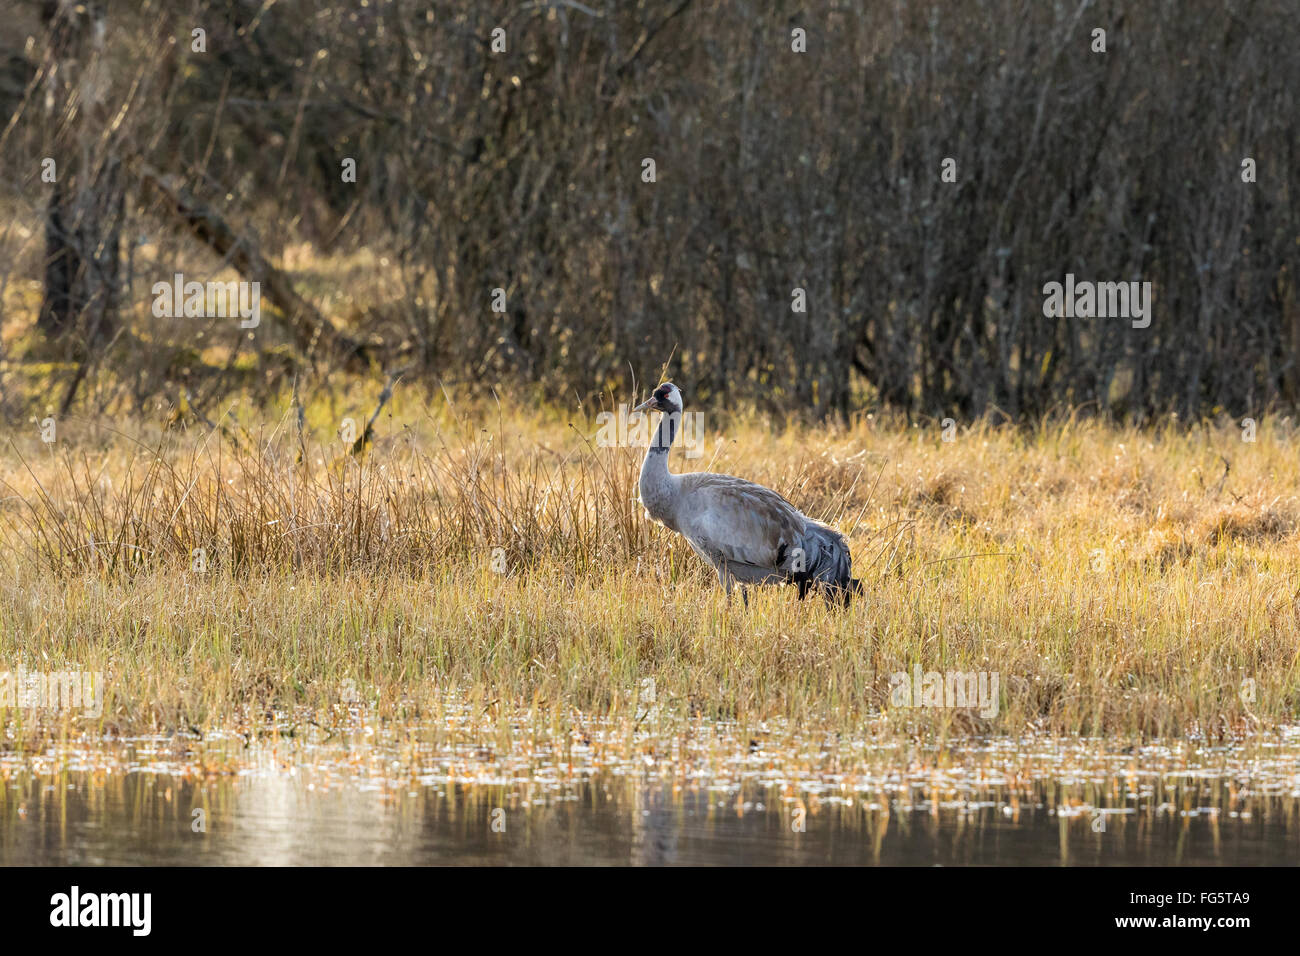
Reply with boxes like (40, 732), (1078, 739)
(675, 472), (808, 571)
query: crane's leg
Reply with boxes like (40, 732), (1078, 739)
(717, 566), (747, 606)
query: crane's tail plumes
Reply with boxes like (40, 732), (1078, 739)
(791, 522), (861, 607)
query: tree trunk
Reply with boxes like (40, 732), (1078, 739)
(38, 0), (121, 348)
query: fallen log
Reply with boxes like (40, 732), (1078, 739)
(139, 164), (369, 369)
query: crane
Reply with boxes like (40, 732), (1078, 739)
(633, 382), (862, 606)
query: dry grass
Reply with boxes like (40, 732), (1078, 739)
(2, 392), (1299, 753)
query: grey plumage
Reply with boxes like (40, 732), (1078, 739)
(634, 382), (862, 605)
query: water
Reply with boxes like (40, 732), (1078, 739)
(3, 729), (1298, 865)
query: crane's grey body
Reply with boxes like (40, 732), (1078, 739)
(635, 383), (861, 604)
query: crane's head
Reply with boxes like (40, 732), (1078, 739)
(633, 382), (683, 414)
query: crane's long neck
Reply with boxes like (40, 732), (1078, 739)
(639, 409), (678, 522)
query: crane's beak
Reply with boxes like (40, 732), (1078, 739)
(632, 398), (654, 413)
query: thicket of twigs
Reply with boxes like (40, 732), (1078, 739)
(0, 0), (1296, 425)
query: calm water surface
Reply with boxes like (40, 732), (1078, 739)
(3, 775), (1299, 865)
(3, 726), (1298, 865)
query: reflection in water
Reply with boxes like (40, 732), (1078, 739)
(2, 730), (1298, 864)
